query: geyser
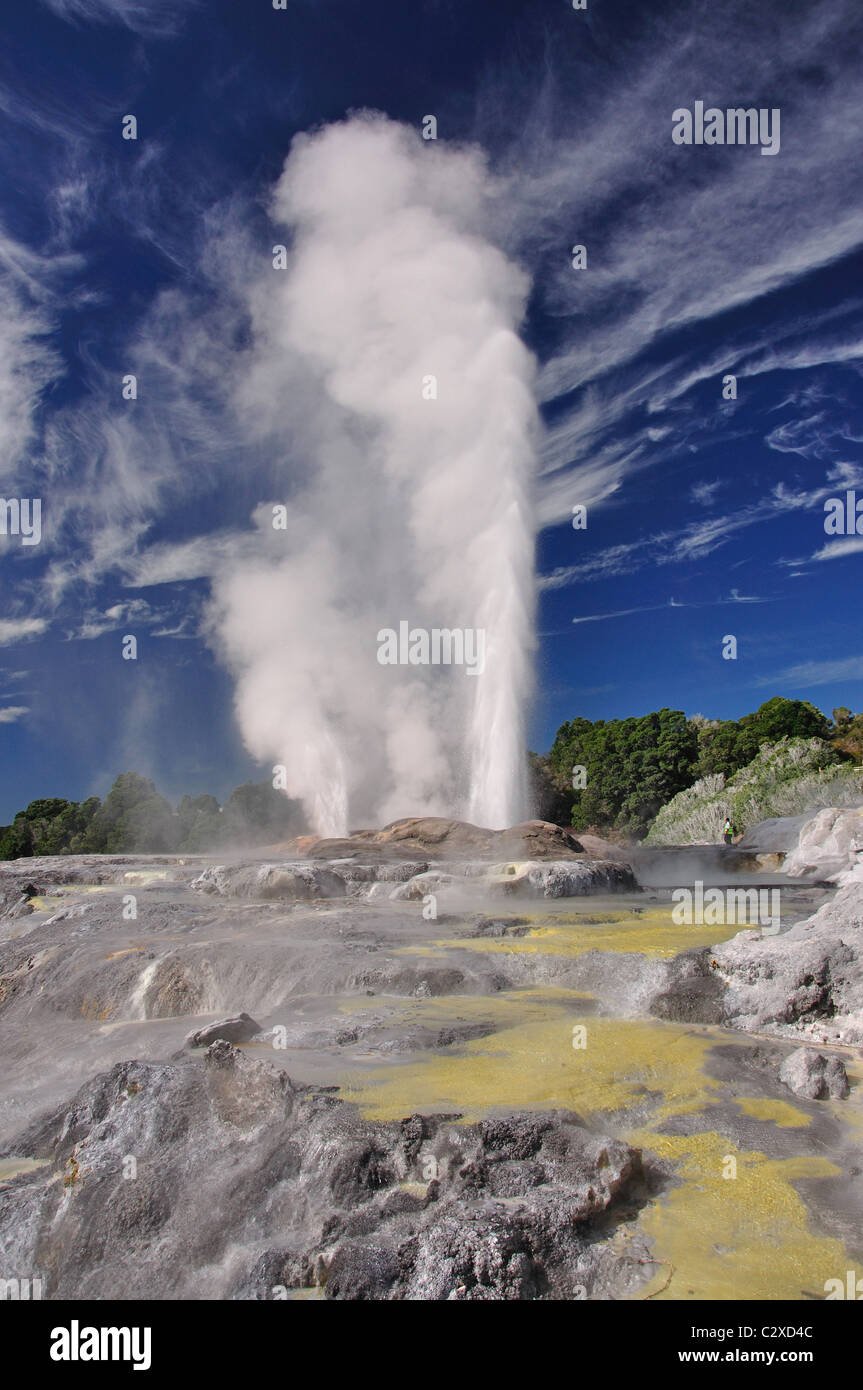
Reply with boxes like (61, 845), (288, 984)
(212, 114), (538, 836)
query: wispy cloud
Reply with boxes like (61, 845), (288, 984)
(68, 599), (165, 641)
(0, 255), (64, 485)
(0, 705), (29, 724)
(542, 463), (863, 593)
(726, 588), (772, 604)
(479, 0), (863, 528)
(538, 539), (655, 591)
(120, 533), (249, 588)
(691, 480), (723, 506)
(0, 618), (49, 645)
(756, 655), (863, 688)
(572, 598), (689, 626)
(38, 0), (197, 36)
(569, 588), (778, 626)
(811, 536), (863, 561)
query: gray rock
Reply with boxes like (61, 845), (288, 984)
(649, 949), (727, 1024)
(370, 862), (430, 883)
(738, 814), (816, 852)
(778, 1047), (849, 1100)
(365, 882), (395, 900)
(478, 859), (636, 897)
(469, 916), (531, 939)
(709, 879), (863, 1045)
(641, 876), (863, 1046)
(0, 1047), (649, 1301)
(185, 1012), (262, 1048)
(389, 871), (458, 901)
(6, 897), (35, 920)
(783, 807), (863, 881)
(329, 862), (429, 884)
(524, 860), (636, 897)
(191, 863), (347, 900)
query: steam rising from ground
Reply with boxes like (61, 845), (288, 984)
(210, 116), (538, 836)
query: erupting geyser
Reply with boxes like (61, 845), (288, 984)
(211, 114), (538, 835)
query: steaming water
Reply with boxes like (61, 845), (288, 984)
(212, 115), (538, 835)
(128, 958), (160, 1020)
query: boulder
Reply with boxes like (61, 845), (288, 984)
(185, 1012), (263, 1048)
(778, 1048), (849, 1100)
(0, 882), (41, 921)
(525, 861), (636, 897)
(709, 879), (863, 1045)
(469, 916), (532, 939)
(484, 859), (637, 898)
(191, 863), (347, 900)
(389, 872), (459, 902)
(493, 821), (586, 860)
(5, 897), (35, 920)
(783, 807), (863, 881)
(574, 833), (631, 861)
(385, 858), (637, 902)
(738, 814), (816, 852)
(649, 950), (727, 1025)
(275, 818), (587, 862)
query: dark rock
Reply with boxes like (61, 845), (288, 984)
(185, 1012), (263, 1048)
(436, 1023), (496, 1047)
(329, 1144), (396, 1206)
(649, 949), (727, 1024)
(779, 1048), (850, 1100)
(469, 916), (531, 938)
(0, 1051), (648, 1301)
(325, 1241), (401, 1299)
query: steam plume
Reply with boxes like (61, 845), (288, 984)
(211, 115), (538, 836)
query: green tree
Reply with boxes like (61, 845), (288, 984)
(176, 794), (223, 851)
(693, 699), (833, 782)
(89, 773), (178, 853)
(528, 752), (573, 824)
(548, 708), (698, 837)
(0, 819), (35, 859)
(221, 780), (304, 844)
(833, 711), (863, 763)
(743, 696), (831, 744)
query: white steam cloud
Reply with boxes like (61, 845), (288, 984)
(209, 115), (538, 836)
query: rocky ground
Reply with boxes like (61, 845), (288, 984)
(653, 808), (863, 1044)
(2, 1046), (652, 1301)
(0, 813), (861, 1300)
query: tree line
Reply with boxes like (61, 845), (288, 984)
(0, 772), (306, 859)
(4, 698), (862, 857)
(531, 697), (861, 839)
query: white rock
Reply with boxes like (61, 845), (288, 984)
(779, 1047), (849, 1100)
(783, 807), (863, 881)
(712, 879), (863, 1044)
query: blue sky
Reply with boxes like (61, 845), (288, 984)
(1, 0), (863, 822)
